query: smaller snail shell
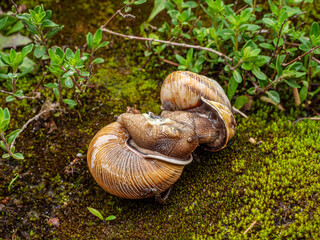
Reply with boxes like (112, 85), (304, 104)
(87, 122), (184, 199)
(117, 112), (199, 160)
(160, 71), (231, 111)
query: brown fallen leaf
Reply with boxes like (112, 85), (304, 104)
(48, 217), (60, 228)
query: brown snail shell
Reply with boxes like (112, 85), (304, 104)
(117, 112), (199, 160)
(160, 71), (231, 111)
(87, 122), (185, 199)
(160, 71), (236, 151)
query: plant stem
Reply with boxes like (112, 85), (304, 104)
(0, 131), (14, 158)
(10, 105), (60, 148)
(282, 45), (320, 66)
(292, 87), (301, 105)
(101, 28), (233, 63)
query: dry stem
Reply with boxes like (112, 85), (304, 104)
(101, 28), (233, 62)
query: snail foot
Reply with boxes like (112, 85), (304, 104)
(140, 187), (173, 204)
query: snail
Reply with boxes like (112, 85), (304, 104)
(87, 71), (236, 201)
(87, 112), (198, 200)
(160, 71), (236, 151)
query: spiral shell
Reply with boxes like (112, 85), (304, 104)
(87, 122), (184, 199)
(160, 71), (231, 111)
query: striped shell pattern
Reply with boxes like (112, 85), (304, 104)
(87, 71), (236, 200)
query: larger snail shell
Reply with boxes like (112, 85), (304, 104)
(160, 71), (231, 111)
(87, 122), (185, 199)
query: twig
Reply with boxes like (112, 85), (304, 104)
(265, 19), (287, 75)
(32, 72), (47, 92)
(0, 131), (14, 158)
(232, 106), (248, 118)
(282, 45), (320, 66)
(0, 89), (41, 100)
(10, 105), (60, 147)
(292, 117), (320, 125)
(311, 56), (320, 65)
(161, 59), (180, 67)
(9, 0), (28, 29)
(101, 28), (233, 62)
(292, 87), (301, 105)
(243, 221), (257, 235)
(236, 4), (249, 15)
(186, 16), (201, 36)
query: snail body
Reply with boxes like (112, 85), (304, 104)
(117, 112), (199, 160)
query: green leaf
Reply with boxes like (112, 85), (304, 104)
(259, 43), (275, 50)
(63, 99), (77, 108)
(252, 65), (266, 80)
(148, 0), (167, 22)
(0, 108), (10, 130)
(227, 77), (238, 100)
(232, 70), (242, 83)
(285, 79), (300, 88)
(64, 77), (74, 88)
(247, 87), (256, 95)
(278, 11), (288, 27)
(2, 153), (11, 158)
(13, 153), (24, 160)
(87, 207), (104, 221)
(46, 25), (64, 38)
(6, 20), (24, 35)
(0, 16), (8, 30)
(93, 28), (102, 45)
(98, 41), (109, 49)
(34, 45), (46, 58)
(92, 58), (104, 64)
(6, 96), (16, 103)
(175, 54), (186, 65)
(22, 44), (34, 58)
(310, 22), (319, 38)
(234, 95), (249, 109)
(268, 0), (279, 16)
(86, 32), (93, 49)
(105, 215), (116, 221)
(134, 0), (147, 5)
(0, 108), (3, 124)
(262, 18), (276, 28)
(7, 129), (20, 145)
(65, 48), (74, 60)
(299, 81), (308, 103)
(41, 19), (59, 28)
(266, 90), (280, 104)
(240, 8), (252, 23)
(44, 82), (58, 88)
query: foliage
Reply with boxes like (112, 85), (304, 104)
(140, 0), (319, 108)
(0, 3), (109, 159)
(0, 107), (23, 159)
(87, 207), (116, 222)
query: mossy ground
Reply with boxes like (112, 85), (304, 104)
(1, 0), (320, 239)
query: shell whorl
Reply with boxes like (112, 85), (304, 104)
(160, 71), (231, 111)
(87, 122), (184, 199)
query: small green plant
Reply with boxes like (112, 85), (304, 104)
(0, 108), (23, 159)
(0, 2), (109, 159)
(103, 0), (319, 110)
(87, 207), (116, 222)
(8, 173), (19, 191)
